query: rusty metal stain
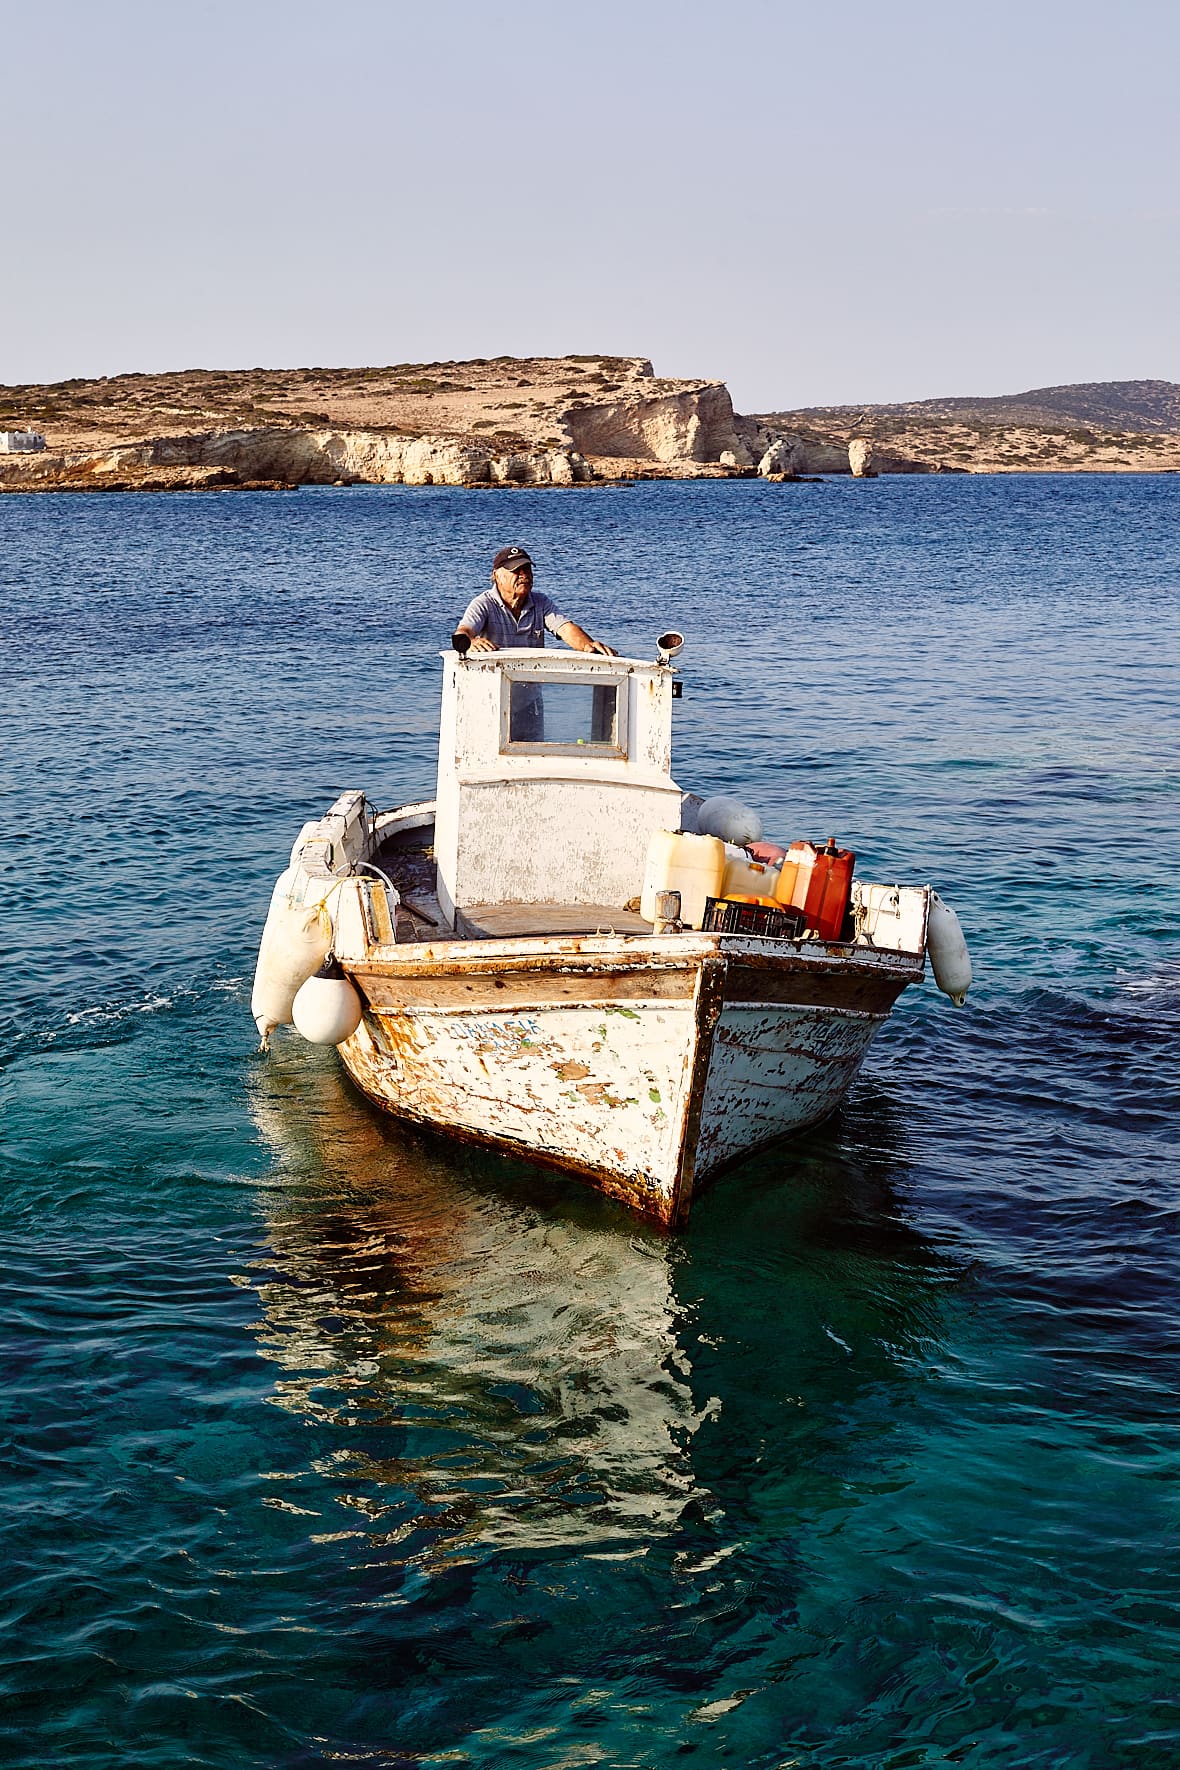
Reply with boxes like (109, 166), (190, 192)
(575, 1081), (638, 1109)
(364, 1011), (426, 1064)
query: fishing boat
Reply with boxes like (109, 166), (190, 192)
(250, 637), (971, 1228)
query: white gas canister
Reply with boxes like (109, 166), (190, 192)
(721, 846), (778, 901)
(251, 869), (333, 1045)
(927, 891), (973, 1005)
(641, 830), (726, 929)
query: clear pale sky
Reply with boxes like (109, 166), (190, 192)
(5, 0), (1177, 410)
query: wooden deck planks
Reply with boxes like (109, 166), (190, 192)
(457, 903), (655, 940)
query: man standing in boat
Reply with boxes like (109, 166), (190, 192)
(455, 546), (616, 657)
(455, 547), (617, 742)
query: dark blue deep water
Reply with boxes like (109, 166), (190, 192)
(1, 477), (1178, 1769)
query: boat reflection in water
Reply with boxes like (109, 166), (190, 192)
(245, 1047), (706, 1557)
(244, 1051), (956, 1594)
(243, 1054), (960, 1756)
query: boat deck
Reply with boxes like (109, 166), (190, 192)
(373, 821), (654, 943)
(457, 904), (654, 939)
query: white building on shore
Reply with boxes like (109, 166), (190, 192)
(0, 430), (47, 452)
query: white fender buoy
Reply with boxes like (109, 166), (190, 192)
(292, 955), (364, 1046)
(697, 794), (764, 846)
(927, 891), (973, 1005)
(251, 869), (332, 1046)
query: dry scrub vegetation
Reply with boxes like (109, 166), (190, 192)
(754, 381), (1180, 474)
(0, 357), (669, 455)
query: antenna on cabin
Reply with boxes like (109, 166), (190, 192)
(656, 630), (684, 666)
(452, 631), (471, 660)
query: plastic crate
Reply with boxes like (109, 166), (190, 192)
(702, 897), (806, 939)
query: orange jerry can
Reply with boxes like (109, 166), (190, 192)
(774, 838), (855, 940)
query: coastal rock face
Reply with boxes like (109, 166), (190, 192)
(752, 428), (854, 478)
(144, 428), (591, 487)
(0, 429), (595, 492)
(848, 438), (875, 477)
(387, 437), (488, 486)
(563, 382), (748, 464)
(489, 448), (589, 485)
(788, 439), (848, 474)
(757, 438), (798, 478)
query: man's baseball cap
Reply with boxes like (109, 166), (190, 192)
(493, 546), (533, 572)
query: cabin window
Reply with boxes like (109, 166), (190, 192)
(502, 674), (627, 756)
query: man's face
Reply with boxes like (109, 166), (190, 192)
(494, 563), (533, 611)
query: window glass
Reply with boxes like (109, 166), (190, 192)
(507, 679), (621, 748)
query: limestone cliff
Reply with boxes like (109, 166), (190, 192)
(149, 429), (592, 487)
(0, 430), (599, 491)
(562, 382), (750, 465)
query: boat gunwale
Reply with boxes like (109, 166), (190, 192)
(346, 931), (925, 980)
(360, 993), (891, 1021)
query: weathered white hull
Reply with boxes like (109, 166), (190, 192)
(338, 934), (921, 1227)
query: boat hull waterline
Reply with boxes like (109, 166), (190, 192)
(337, 933), (921, 1227)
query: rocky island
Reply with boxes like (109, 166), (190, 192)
(2, 358), (1177, 493)
(0, 357), (780, 494)
(754, 380), (1180, 477)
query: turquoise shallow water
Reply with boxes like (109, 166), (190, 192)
(1, 476), (1178, 1768)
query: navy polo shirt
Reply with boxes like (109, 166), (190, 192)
(458, 587), (571, 649)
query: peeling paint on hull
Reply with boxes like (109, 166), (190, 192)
(339, 934), (920, 1228)
(696, 1003), (886, 1173)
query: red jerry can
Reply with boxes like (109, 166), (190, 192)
(775, 838), (855, 940)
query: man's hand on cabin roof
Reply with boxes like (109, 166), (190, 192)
(558, 621), (618, 656)
(456, 627), (498, 652)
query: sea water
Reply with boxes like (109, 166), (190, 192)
(1, 476), (1177, 1768)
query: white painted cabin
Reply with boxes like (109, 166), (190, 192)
(433, 648), (682, 929)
